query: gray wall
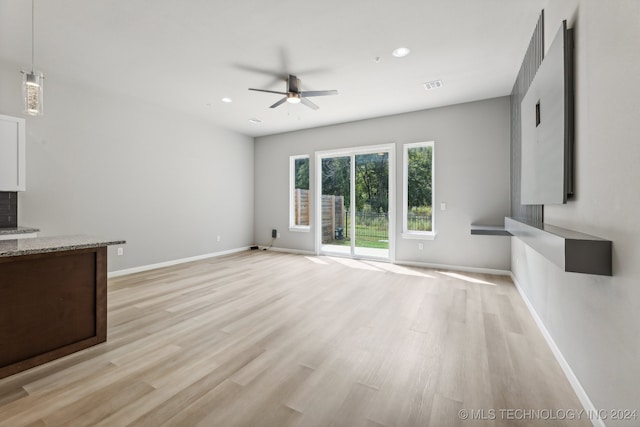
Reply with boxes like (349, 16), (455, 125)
(0, 60), (254, 272)
(512, 1), (640, 422)
(255, 97), (511, 271)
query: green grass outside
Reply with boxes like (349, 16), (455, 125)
(327, 223), (389, 249)
(323, 213), (431, 250)
(329, 239), (389, 249)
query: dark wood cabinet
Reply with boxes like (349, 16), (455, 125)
(0, 246), (107, 379)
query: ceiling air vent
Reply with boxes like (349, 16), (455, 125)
(423, 80), (444, 90)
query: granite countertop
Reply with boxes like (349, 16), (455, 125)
(0, 235), (126, 257)
(0, 226), (40, 235)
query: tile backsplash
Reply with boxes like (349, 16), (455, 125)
(0, 192), (18, 227)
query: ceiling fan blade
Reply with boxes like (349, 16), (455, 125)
(300, 90), (338, 97)
(249, 88), (288, 95)
(233, 63), (285, 79)
(295, 67), (331, 77)
(270, 97), (288, 108)
(301, 98), (319, 110)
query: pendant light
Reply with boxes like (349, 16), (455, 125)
(21, 0), (44, 116)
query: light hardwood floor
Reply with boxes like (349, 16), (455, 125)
(0, 251), (590, 426)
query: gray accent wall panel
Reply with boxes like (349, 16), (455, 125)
(510, 11), (544, 222)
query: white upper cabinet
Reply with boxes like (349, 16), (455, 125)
(0, 114), (26, 192)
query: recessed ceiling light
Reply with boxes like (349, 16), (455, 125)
(392, 47), (410, 58)
(424, 80), (444, 90)
(221, 97), (232, 103)
(248, 118), (262, 124)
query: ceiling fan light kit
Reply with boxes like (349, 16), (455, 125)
(249, 74), (338, 110)
(286, 93), (301, 104)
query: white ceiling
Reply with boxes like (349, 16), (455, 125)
(0, 0), (547, 137)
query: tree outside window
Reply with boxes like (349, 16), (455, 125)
(404, 142), (434, 235)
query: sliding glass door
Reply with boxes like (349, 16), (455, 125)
(316, 144), (394, 260)
(319, 155), (352, 256)
(353, 152), (389, 258)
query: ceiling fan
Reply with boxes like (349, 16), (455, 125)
(249, 74), (338, 110)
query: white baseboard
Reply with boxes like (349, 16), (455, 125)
(260, 246), (316, 256)
(510, 273), (604, 427)
(256, 248), (510, 275)
(108, 246), (249, 278)
(395, 259), (511, 276)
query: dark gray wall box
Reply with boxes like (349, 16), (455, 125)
(505, 217), (612, 276)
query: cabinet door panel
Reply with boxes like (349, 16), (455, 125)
(0, 115), (26, 191)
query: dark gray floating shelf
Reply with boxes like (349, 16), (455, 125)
(505, 217), (612, 276)
(470, 225), (512, 236)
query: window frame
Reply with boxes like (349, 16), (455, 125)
(402, 141), (436, 240)
(289, 154), (311, 232)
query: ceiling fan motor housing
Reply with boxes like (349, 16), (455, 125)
(287, 75), (301, 93)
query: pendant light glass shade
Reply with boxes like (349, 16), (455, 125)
(22, 0), (44, 116)
(22, 71), (44, 116)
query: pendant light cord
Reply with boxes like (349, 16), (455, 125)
(31, 0), (35, 73)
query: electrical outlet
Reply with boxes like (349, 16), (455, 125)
(440, 202), (447, 211)
(418, 243), (424, 250)
(216, 235), (221, 242)
(117, 247), (124, 256)
(277, 232), (281, 239)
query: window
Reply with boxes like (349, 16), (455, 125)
(289, 155), (310, 230)
(403, 142), (435, 239)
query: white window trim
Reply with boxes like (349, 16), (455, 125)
(289, 154), (311, 232)
(402, 141), (436, 240)
(289, 226), (310, 232)
(401, 231), (437, 240)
